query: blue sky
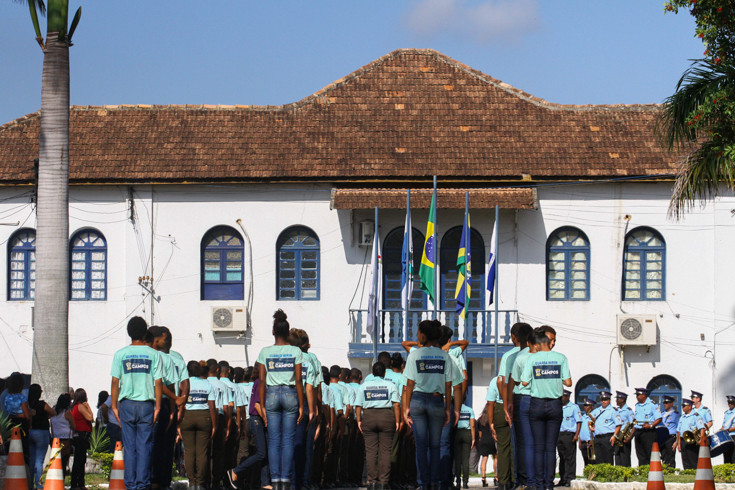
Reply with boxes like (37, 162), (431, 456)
(1, 1), (703, 124)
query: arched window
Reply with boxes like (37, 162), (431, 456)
(382, 227), (426, 310)
(575, 374), (610, 408)
(623, 227), (665, 300)
(70, 229), (107, 301)
(8, 229), (35, 301)
(547, 227), (590, 301)
(440, 226), (485, 311)
(201, 226), (244, 300)
(276, 226), (320, 300)
(647, 375), (682, 413)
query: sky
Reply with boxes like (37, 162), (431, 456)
(0, 1), (704, 125)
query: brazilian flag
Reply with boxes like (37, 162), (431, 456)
(455, 206), (471, 319)
(419, 191), (437, 305)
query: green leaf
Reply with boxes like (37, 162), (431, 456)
(68, 6), (81, 42)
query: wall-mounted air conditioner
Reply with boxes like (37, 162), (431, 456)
(616, 314), (657, 346)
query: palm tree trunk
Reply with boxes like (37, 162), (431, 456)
(32, 32), (70, 398)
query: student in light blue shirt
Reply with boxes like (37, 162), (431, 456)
(454, 400), (476, 488)
(180, 361), (217, 490)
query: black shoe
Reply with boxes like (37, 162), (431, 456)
(226, 471), (238, 490)
(462, 484), (468, 489)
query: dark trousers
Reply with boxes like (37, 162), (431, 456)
(304, 416), (318, 486)
(106, 423), (122, 453)
(529, 397), (563, 490)
(594, 434), (614, 465)
(557, 432), (576, 484)
(363, 408), (395, 484)
(634, 429), (657, 466)
(580, 440), (592, 467)
(661, 435), (677, 468)
(211, 413), (227, 487)
(180, 409), (212, 487)
(681, 440), (698, 469)
(71, 431), (90, 489)
(454, 428), (472, 484)
(311, 414), (327, 486)
(493, 402), (513, 486)
(513, 394), (534, 487)
(152, 401), (176, 488)
(723, 435), (735, 464)
(614, 440), (632, 467)
(440, 407), (457, 485)
(349, 421), (365, 485)
(293, 414), (309, 488)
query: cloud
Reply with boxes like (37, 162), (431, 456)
(404, 0), (541, 44)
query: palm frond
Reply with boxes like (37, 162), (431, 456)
(12, 0), (45, 15)
(657, 59), (732, 150)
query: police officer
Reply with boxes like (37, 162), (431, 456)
(691, 390), (713, 430)
(659, 396), (680, 468)
(631, 387), (662, 466)
(719, 395), (735, 464)
(675, 399), (706, 469)
(557, 390), (581, 487)
(613, 391), (634, 467)
(590, 391), (621, 465)
(355, 362), (400, 490)
(579, 399), (595, 467)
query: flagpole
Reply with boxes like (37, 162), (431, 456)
(433, 175), (438, 320)
(403, 190), (411, 341)
(464, 191), (469, 341)
(373, 206), (379, 364)
(493, 204), (500, 374)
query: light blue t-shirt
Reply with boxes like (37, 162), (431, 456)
(328, 383), (345, 413)
(486, 376), (502, 403)
(207, 376), (230, 414)
(257, 345), (303, 386)
(404, 346), (453, 395)
(321, 381), (335, 409)
(634, 399), (662, 428)
(510, 348), (532, 395)
(111, 345), (164, 402)
(220, 378), (238, 408)
(354, 377), (399, 409)
(560, 401), (582, 432)
(169, 350), (190, 396)
(236, 382), (251, 418)
(498, 346), (520, 382)
(186, 377), (215, 411)
(457, 404), (475, 430)
(520, 350), (570, 399)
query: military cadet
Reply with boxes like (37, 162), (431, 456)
(486, 375), (512, 490)
(590, 391), (621, 465)
(507, 325), (536, 490)
(718, 395), (735, 464)
(454, 399), (476, 489)
(557, 390), (581, 487)
(659, 396), (679, 468)
(691, 390), (713, 430)
(579, 399), (595, 467)
(613, 391), (633, 467)
(206, 359), (231, 490)
(630, 387), (662, 466)
(355, 362), (400, 490)
(218, 361), (240, 473)
(675, 399), (706, 469)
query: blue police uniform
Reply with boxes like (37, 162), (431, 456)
(659, 406), (680, 467)
(590, 404), (620, 465)
(720, 403), (735, 463)
(614, 402), (634, 467)
(558, 399), (582, 484)
(633, 392), (662, 466)
(678, 409), (705, 469)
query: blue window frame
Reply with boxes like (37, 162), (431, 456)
(547, 227), (590, 301)
(8, 229), (35, 301)
(647, 375), (682, 414)
(201, 226), (244, 301)
(575, 374), (610, 408)
(276, 226), (319, 300)
(70, 229), (107, 301)
(439, 226), (485, 311)
(623, 227), (665, 300)
(382, 227), (427, 310)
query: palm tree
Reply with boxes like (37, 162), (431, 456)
(15, 0), (81, 398)
(660, 59), (735, 218)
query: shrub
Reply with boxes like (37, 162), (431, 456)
(714, 464), (735, 483)
(88, 425), (110, 454)
(89, 452), (114, 479)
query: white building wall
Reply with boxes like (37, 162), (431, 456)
(1, 181), (734, 467)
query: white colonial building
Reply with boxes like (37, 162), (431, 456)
(2, 49), (734, 467)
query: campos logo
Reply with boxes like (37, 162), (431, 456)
(268, 357), (295, 372)
(124, 359), (152, 374)
(417, 359), (445, 373)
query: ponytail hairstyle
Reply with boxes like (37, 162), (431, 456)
(273, 309), (290, 339)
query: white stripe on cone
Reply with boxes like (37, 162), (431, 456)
(110, 469), (125, 480)
(46, 468), (64, 481)
(695, 444), (715, 481)
(5, 465), (28, 479)
(648, 471), (664, 482)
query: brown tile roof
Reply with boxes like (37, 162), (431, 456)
(0, 48), (679, 185)
(331, 188), (536, 209)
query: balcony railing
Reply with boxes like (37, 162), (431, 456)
(349, 308), (518, 349)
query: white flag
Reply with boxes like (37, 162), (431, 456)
(366, 230), (382, 339)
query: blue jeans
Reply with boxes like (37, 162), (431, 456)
(529, 397), (563, 490)
(233, 415), (270, 486)
(106, 422), (122, 453)
(265, 385), (299, 483)
(440, 405), (456, 485)
(410, 392), (445, 486)
(119, 399), (155, 490)
(292, 413), (309, 488)
(514, 394), (536, 488)
(304, 414), (318, 485)
(29, 429), (49, 489)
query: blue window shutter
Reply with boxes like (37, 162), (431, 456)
(623, 227), (665, 301)
(546, 227), (590, 301)
(201, 226), (244, 301)
(276, 226), (320, 301)
(8, 229), (36, 301)
(70, 229), (107, 301)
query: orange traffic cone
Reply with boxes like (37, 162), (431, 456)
(42, 438), (64, 490)
(108, 441), (125, 490)
(646, 441), (666, 490)
(5, 427), (28, 490)
(693, 435), (715, 490)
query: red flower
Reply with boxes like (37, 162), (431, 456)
(718, 7), (723, 12)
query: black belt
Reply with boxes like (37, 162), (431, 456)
(595, 433), (613, 437)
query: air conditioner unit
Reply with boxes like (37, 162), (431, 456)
(359, 221), (374, 247)
(211, 306), (248, 332)
(616, 314), (657, 346)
